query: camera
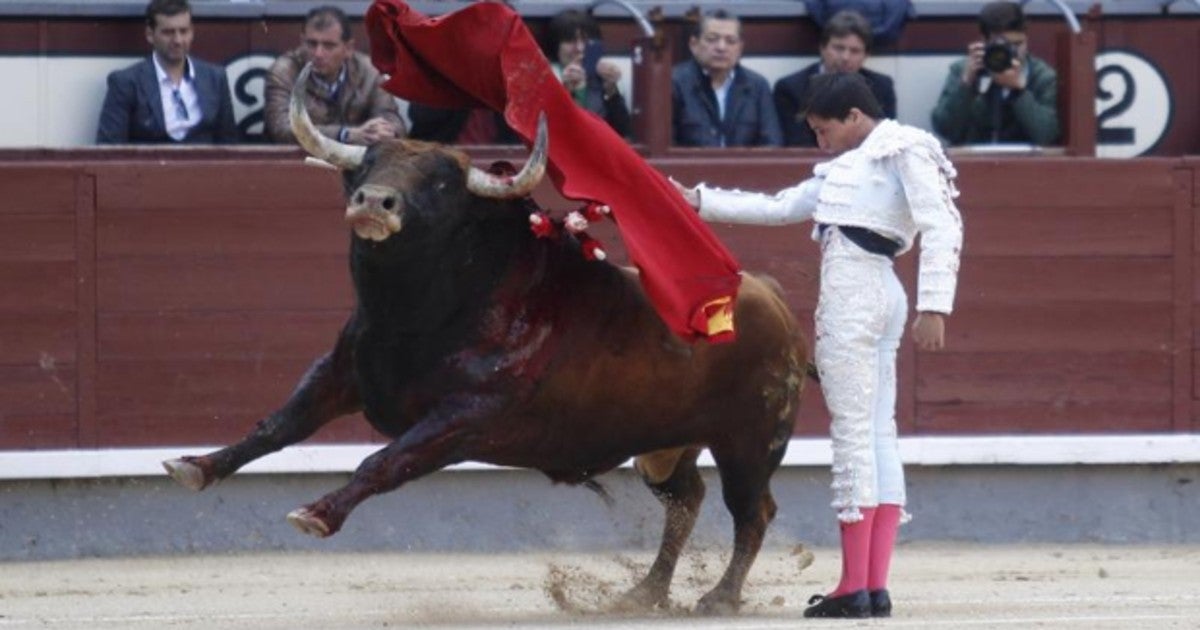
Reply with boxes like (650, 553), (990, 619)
(581, 39), (604, 84)
(982, 38), (1017, 74)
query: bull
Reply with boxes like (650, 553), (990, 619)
(164, 64), (809, 613)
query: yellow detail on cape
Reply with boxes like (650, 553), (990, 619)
(704, 295), (735, 336)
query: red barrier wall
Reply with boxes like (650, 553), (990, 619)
(0, 150), (1196, 450)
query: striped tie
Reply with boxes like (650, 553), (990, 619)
(171, 87), (189, 121)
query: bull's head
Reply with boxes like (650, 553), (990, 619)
(289, 64), (547, 242)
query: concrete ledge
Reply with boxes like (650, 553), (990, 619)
(2, 434), (1198, 480)
(2, 463), (1197, 560)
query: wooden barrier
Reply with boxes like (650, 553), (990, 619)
(0, 150), (1196, 451)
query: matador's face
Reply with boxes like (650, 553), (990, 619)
(806, 109), (873, 155)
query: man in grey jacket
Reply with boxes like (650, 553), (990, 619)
(671, 9), (782, 148)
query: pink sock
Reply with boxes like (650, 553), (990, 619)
(831, 507), (876, 596)
(868, 504), (903, 591)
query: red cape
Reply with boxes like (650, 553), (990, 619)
(365, 0), (741, 342)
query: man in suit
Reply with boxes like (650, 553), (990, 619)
(774, 10), (897, 147)
(671, 9), (782, 148)
(96, 0), (237, 144)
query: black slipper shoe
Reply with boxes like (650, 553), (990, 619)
(870, 589), (892, 617)
(803, 589), (871, 618)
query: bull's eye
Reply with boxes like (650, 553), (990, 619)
(436, 182), (447, 192)
(382, 197), (396, 211)
(354, 191), (365, 205)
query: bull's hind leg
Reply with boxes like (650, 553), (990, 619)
(694, 448), (780, 615)
(163, 343), (360, 491)
(617, 447), (705, 610)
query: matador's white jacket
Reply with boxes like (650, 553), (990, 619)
(695, 119), (963, 314)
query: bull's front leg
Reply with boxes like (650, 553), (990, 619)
(162, 338), (360, 491)
(285, 393), (495, 538)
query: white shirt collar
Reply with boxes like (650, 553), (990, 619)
(310, 64), (348, 98)
(152, 53), (195, 85)
(702, 66), (736, 92)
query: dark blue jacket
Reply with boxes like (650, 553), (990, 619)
(671, 60), (782, 148)
(96, 56), (238, 144)
(773, 63), (897, 147)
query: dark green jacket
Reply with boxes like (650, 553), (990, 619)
(930, 55), (1059, 146)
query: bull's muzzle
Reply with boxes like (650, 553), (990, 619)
(346, 184), (403, 241)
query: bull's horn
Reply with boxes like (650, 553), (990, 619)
(466, 112), (548, 199)
(289, 63), (365, 170)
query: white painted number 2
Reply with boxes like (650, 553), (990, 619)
(1095, 50), (1171, 158)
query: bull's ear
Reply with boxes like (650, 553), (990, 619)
(339, 149), (374, 197)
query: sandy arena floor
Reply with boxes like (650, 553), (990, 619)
(1, 543), (1197, 629)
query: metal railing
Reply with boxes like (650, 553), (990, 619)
(1025, 0), (1083, 34)
(587, 0), (654, 37)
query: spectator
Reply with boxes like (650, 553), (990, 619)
(264, 5), (404, 146)
(406, 105), (519, 145)
(672, 9), (782, 147)
(930, 1), (1058, 145)
(540, 9), (631, 138)
(774, 9), (896, 147)
(96, 0), (237, 144)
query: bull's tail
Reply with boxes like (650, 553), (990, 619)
(755, 272), (820, 385)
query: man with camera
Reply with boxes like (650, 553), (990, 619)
(930, 1), (1059, 146)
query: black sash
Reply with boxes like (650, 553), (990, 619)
(819, 223), (902, 258)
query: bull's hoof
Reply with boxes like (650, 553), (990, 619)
(287, 508), (331, 538)
(610, 582), (668, 612)
(162, 458), (208, 491)
(694, 589), (741, 616)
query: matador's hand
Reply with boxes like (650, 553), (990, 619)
(912, 312), (946, 351)
(669, 177), (699, 209)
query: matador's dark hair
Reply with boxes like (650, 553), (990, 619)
(803, 72), (884, 121)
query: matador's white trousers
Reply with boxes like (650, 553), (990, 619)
(814, 227), (908, 523)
